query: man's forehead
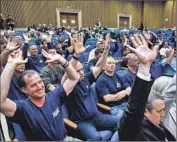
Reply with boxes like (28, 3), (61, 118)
(152, 99), (165, 109)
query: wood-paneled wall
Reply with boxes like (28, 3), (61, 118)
(1, 0), (175, 28)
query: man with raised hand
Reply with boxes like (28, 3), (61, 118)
(118, 34), (175, 141)
(0, 48), (80, 141)
(62, 34), (119, 141)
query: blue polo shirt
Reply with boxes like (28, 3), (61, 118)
(8, 75), (28, 101)
(7, 85), (67, 141)
(96, 72), (128, 107)
(26, 54), (46, 73)
(116, 69), (136, 88)
(66, 72), (100, 122)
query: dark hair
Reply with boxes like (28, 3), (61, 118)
(42, 40), (47, 45)
(95, 48), (104, 55)
(19, 70), (38, 88)
(146, 95), (164, 112)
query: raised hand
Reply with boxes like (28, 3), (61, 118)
(8, 50), (28, 65)
(41, 49), (65, 64)
(6, 38), (20, 52)
(126, 34), (159, 65)
(23, 33), (31, 43)
(72, 34), (86, 56)
(104, 34), (111, 50)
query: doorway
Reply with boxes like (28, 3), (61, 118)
(56, 8), (82, 30)
(117, 14), (132, 29)
(60, 13), (78, 29)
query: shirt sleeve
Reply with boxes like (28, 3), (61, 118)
(6, 101), (25, 124)
(49, 85), (67, 102)
(85, 71), (96, 85)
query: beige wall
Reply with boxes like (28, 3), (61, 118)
(1, 0), (176, 28)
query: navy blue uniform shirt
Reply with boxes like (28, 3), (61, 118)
(7, 85), (67, 141)
(96, 72), (128, 107)
(66, 72), (100, 122)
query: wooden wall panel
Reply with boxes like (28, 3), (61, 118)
(143, 1), (164, 28)
(172, 1), (176, 26)
(164, 1), (173, 28)
(0, 0), (175, 29)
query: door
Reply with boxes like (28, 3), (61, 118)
(119, 17), (130, 29)
(60, 13), (78, 29)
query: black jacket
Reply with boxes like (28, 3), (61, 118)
(135, 117), (176, 141)
(118, 76), (176, 141)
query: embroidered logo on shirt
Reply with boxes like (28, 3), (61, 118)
(117, 82), (121, 88)
(52, 107), (60, 118)
(39, 60), (43, 63)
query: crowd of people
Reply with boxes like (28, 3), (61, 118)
(0, 20), (176, 141)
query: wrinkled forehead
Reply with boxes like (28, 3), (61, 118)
(152, 99), (165, 110)
(29, 45), (37, 49)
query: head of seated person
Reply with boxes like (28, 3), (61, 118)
(96, 40), (104, 49)
(15, 63), (25, 76)
(28, 44), (38, 57)
(55, 43), (62, 54)
(20, 70), (46, 103)
(145, 95), (165, 126)
(95, 48), (104, 61)
(126, 53), (139, 73)
(41, 40), (48, 52)
(122, 46), (130, 56)
(103, 56), (116, 76)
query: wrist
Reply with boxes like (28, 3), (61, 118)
(5, 62), (16, 69)
(73, 53), (80, 58)
(137, 64), (151, 81)
(4, 48), (12, 54)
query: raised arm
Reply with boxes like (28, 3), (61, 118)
(93, 34), (111, 78)
(118, 34), (160, 141)
(0, 50), (28, 117)
(41, 49), (79, 96)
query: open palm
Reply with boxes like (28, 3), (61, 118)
(126, 34), (159, 65)
(6, 38), (20, 51)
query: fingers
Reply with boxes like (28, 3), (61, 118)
(130, 36), (139, 48)
(125, 44), (136, 53)
(139, 34), (148, 46)
(41, 49), (49, 58)
(134, 34), (143, 46)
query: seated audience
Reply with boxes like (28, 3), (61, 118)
(160, 48), (176, 75)
(62, 34), (119, 141)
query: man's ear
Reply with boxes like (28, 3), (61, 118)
(144, 109), (149, 116)
(21, 87), (27, 94)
